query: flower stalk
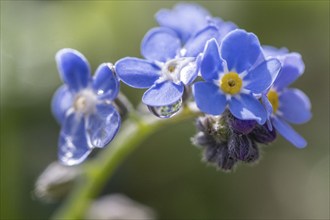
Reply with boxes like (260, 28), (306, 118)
(52, 107), (198, 219)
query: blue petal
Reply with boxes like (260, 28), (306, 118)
(115, 57), (160, 89)
(92, 63), (119, 100)
(221, 29), (263, 73)
(200, 39), (224, 82)
(244, 59), (281, 93)
(141, 27), (181, 62)
(142, 81), (184, 106)
(272, 116), (307, 148)
(155, 3), (210, 42)
(184, 26), (220, 57)
(229, 94), (267, 125)
(279, 88), (312, 124)
(273, 53), (305, 90)
(193, 81), (226, 115)
(56, 48), (91, 92)
(51, 85), (73, 125)
(58, 113), (92, 165)
(86, 104), (121, 148)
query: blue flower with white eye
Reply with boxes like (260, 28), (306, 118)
(115, 26), (220, 108)
(261, 46), (312, 148)
(193, 29), (281, 125)
(155, 3), (237, 43)
(52, 49), (121, 165)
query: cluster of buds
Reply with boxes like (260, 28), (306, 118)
(193, 110), (276, 171)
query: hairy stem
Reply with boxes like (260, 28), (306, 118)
(52, 108), (197, 219)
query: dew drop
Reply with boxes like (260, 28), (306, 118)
(147, 99), (182, 118)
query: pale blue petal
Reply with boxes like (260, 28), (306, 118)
(272, 116), (307, 148)
(261, 93), (273, 117)
(184, 26), (220, 57)
(229, 94), (267, 125)
(142, 81), (184, 106)
(262, 45), (289, 57)
(93, 63), (119, 100)
(56, 48), (91, 92)
(273, 53), (305, 90)
(200, 39), (224, 81)
(279, 88), (312, 124)
(141, 27), (181, 62)
(208, 17), (237, 41)
(155, 3), (210, 42)
(193, 82), (226, 115)
(58, 113), (92, 166)
(261, 94), (273, 130)
(244, 59), (281, 93)
(179, 57), (199, 85)
(51, 85), (73, 125)
(115, 57), (160, 89)
(86, 104), (120, 148)
(221, 29), (263, 73)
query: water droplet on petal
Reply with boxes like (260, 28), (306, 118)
(147, 99), (182, 118)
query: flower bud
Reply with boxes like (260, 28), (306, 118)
(34, 161), (81, 202)
(192, 132), (216, 149)
(216, 145), (237, 171)
(228, 134), (260, 163)
(249, 123), (277, 144)
(245, 139), (260, 163)
(227, 115), (257, 134)
(204, 142), (225, 163)
(85, 194), (156, 220)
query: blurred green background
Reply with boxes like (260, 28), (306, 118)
(1, 1), (329, 219)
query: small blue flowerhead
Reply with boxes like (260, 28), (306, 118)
(155, 3), (237, 43)
(115, 25), (220, 110)
(52, 49), (121, 165)
(193, 29), (281, 125)
(262, 46), (312, 148)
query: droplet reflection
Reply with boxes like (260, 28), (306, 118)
(147, 99), (182, 118)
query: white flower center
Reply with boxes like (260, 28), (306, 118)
(157, 57), (195, 84)
(73, 89), (98, 115)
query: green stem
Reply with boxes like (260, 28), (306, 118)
(52, 108), (197, 219)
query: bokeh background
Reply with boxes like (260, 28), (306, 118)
(1, 1), (329, 219)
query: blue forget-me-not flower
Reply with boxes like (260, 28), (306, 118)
(262, 46), (312, 148)
(115, 25), (220, 108)
(193, 29), (281, 125)
(52, 49), (121, 165)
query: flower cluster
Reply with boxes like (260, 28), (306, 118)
(52, 3), (311, 169)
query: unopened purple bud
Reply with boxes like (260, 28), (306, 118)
(228, 134), (249, 161)
(217, 146), (237, 171)
(228, 115), (257, 134)
(245, 140), (259, 163)
(250, 123), (277, 144)
(228, 134), (260, 163)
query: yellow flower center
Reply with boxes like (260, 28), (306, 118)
(167, 63), (176, 73)
(220, 72), (242, 95)
(267, 90), (279, 113)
